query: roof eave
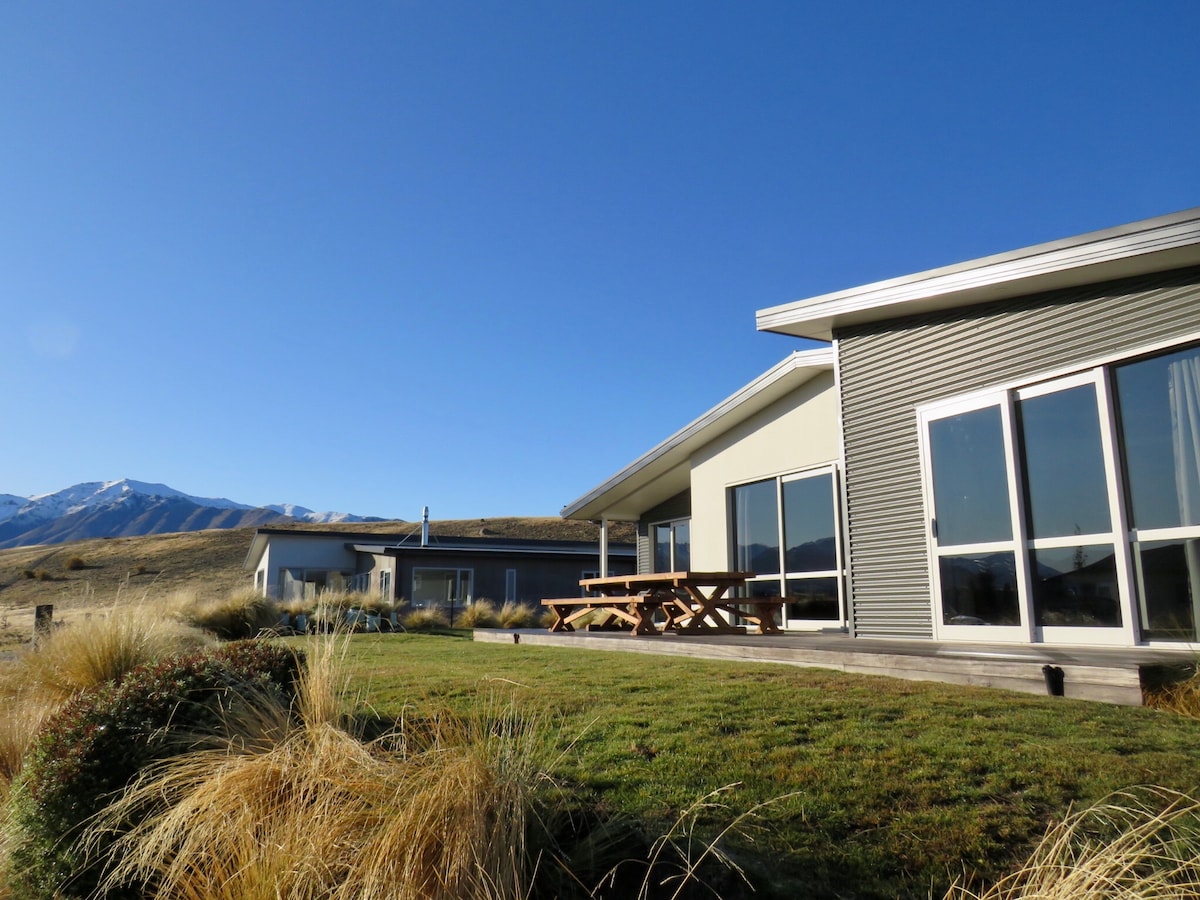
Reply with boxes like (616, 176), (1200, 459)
(561, 348), (835, 521)
(756, 207), (1200, 341)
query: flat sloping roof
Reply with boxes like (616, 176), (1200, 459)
(244, 528), (632, 571)
(561, 348), (835, 522)
(757, 207), (1200, 341)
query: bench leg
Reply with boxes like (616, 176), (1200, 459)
(547, 605), (575, 632)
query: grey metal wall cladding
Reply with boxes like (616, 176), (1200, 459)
(636, 529), (651, 574)
(837, 265), (1200, 639)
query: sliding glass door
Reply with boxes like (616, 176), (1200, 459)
(1115, 345), (1200, 642)
(731, 467), (843, 629)
(922, 370), (1137, 644)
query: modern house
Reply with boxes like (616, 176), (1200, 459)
(564, 206), (1200, 651)
(244, 522), (635, 609)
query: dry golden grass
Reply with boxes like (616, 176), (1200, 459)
(0, 602), (211, 803)
(87, 635), (550, 900)
(402, 607), (451, 630)
(457, 599), (500, 628)
(13, 603), (210, 705)
(945, 787), (1200, 900)
(0, 528), (260, 611)
(1145, 665), (1200, 719)
(498, 601), (540, 629)
(174, 588), (282, 640)
(0, 516), (625, 635)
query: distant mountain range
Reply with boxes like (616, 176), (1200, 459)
(0, 480), (384, 549)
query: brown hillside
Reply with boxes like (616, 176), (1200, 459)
(0, 516), (634, 616)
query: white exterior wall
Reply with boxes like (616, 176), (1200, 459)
(688, 371), (839, 570)
(256, 534), (357, 597)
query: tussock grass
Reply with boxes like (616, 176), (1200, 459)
(0, 603), (209, 796)
(945, 787), (1200, 900)
(403, 607), (451, 630)
(87, 635), (551, 900)
(175, 588), (282, 640)
(1145, 665), (1200, 719)
(498, 601), (539, 629)
(13, 603), (210, 705)
(458, 599), (500, 628)
(0, 694), (55, 789)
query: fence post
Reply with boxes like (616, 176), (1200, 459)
(34, 604), (53, 645)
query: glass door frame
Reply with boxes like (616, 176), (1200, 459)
(919, 391), (1033, 643)
(1020, 371), (1138, 646)
(778, 466), (846, 631)
(729, 464), (846, 632)
(919, 370), (1140, 646)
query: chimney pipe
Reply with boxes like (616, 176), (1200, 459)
(421, 506), (429, 547)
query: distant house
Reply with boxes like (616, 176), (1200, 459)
(244, 526), (635, 608)
(564, 207), (1200, 650)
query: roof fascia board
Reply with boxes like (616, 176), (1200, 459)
(561, 347), (835, 521)
(351, 542), (636, 558)
(757, 207), (1200, 341)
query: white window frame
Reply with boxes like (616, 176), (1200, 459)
(921, 368), (1142, 646)
(650, 517), (691, 573)
(729, 464), (845, 630)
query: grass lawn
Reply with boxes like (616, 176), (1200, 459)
(334, 632), (1200, 900)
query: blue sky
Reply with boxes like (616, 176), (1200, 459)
(3, 1), (1199, 520)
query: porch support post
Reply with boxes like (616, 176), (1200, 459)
(599, 517), (609, 578)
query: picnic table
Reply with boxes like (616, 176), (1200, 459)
(542, 571), (783, 636)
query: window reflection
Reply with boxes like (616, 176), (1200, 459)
(1030, 544), (1121, 627)
(733, 479), (780, 574)
(653, 524), (671, 573)
(929, 407), (1012, 545)
(653, 520), (691, 573)
(939, 552), (1020, 625)
(784, 577), (839, 620)
(1017, 386), (1111, 538)
(1116, 345), (1200, 529)
(1134, 539), (1200, 641)
(673, 521), (691, 570)
(731, 471), (840, 623)
(784, 475), (837, 571)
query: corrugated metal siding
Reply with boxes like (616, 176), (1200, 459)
(838, 266), (1200, 639)
(636, 527), (651, 574)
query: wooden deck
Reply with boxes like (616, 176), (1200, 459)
(473, 627), (1198, 706)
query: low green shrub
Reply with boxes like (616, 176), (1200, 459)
(5, 641), (305, 900)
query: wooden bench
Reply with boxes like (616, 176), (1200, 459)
(715, 598), (784, 634)
(541, 597), (663, 636)
(542, 594), (785, 636)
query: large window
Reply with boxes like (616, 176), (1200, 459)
(923, 341), (1200, 644)
(1116, 344), (1200, 640)
(652, 518), (691, 572)
(411, 568), (473, 608)
(279, 568), (351, 602)
(731, 468), (841, 624)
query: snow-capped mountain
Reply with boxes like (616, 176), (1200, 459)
(0, 479), (382, 549)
